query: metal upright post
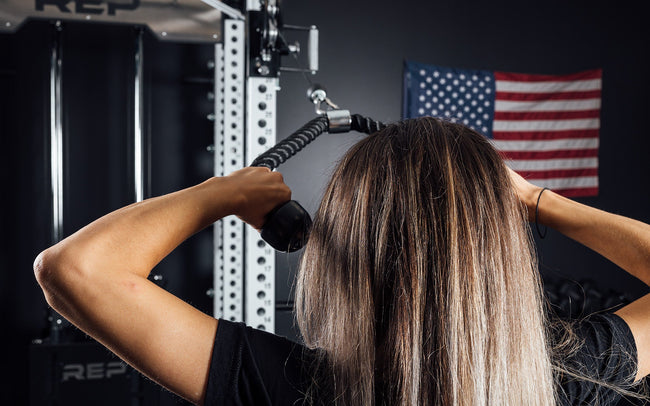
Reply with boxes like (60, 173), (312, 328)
(213, 43), (225, 319)
(244, 78), (277, 332)
(48, 21), (66, 342)
(220, 20), (246, 323)
(134, 28), (145, 203)
(50, 21), (64, 244)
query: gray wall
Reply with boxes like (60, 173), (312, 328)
(273, 0), (650, 313)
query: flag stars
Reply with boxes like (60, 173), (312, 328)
(409, 66), (494, 138)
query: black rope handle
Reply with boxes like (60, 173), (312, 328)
(251, 116), (329, 170)
(351, 113), (386, 134)
(251, 112), (385, 252)
(251, 113), (385, 171)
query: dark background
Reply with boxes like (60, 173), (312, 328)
(1, 0), (649, 404)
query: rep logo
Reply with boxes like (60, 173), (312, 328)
(35, 0), (140, 16)
(61, 361), (127, 381)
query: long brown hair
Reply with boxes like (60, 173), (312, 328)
(295, 117), (555, 405)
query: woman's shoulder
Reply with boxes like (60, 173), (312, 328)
(555, 312), (639, 405)
(205, 319), (322, 405)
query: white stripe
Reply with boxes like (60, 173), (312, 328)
(492, 138), (599, 152)
(496, 78), (601, 93)
(495, 99), (601, 112)
(524, 176), (599, 190)
(506, 157), (598, 171)
(493, 118), (600, 132)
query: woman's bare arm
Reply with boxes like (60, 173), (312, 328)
(509, 168), (650, 381)
(33, 167), (290, 404)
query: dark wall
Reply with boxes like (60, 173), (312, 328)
(274, 0), (650, 308)
(1, 0), (649, 404)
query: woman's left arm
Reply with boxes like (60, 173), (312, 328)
(33, 167), (290, 405)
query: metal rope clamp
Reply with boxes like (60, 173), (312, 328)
(306, 84), (351, 133)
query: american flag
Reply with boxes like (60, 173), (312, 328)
(403, 61), (602, 197)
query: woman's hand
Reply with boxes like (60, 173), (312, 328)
(224, 167), (292, 230)
(507, 167), (543, 222)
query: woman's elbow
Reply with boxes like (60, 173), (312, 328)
(34, 248), (57, 291)
(33, 246), (86, 310)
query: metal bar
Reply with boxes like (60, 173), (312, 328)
(200, 0), (245, 20)
(50, 21), (63, 243)
(213, 43), (225, 319)
(222, 19), (246, 323)
(245, 76), (277, 332)
(134, 28), (144, 202)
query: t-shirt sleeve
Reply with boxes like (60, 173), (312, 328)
(204, 319), (313, 406)
(558, 312), (638, 405)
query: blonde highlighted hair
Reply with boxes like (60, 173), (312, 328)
(296, 117), (556, 405)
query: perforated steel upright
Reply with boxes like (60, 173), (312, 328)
(213, 16), (277, 332)
(244, 78), (277, 332)
(215, 20), (246, 323)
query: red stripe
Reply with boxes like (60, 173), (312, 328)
(494, 69), (602, 82)
(493, 129), (599, 140)
(515, 168), (598, 180)
(499, 148), (598, 160)
(554, 187), (599, 197)
(495, 90), (601, 101)
(493, 110), (600, 121)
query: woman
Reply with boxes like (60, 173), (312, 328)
(34, 117), (650, 405)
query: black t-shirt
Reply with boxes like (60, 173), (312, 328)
(205, 313), (638, 405)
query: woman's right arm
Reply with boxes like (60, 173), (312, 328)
(508, 168), (650, 381)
